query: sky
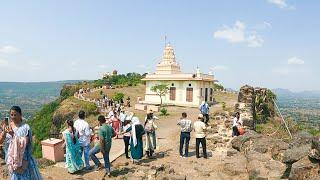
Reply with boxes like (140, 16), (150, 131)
(0, 0), (319, 91)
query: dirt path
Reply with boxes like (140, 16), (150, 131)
(40, 104), (244, 180)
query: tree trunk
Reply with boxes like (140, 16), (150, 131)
(160, 95), (162, 107)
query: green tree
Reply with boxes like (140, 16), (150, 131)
(114, 92), (125, 102)
(151, 84), (169, 106)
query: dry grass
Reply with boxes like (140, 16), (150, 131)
(84, 84), (145, 102)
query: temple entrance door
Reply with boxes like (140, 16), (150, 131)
(170, 87), (176, 101)
(186, 88), (193, 102)
(205, 88), (208, 102)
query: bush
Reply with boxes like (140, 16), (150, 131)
(160, 108), (169, 116)
(29, 100), (60, 157)
(114, 92), (125, 102)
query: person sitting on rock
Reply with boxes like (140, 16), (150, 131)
(194, 114), (208, 158)
(232, 112), (243, 137)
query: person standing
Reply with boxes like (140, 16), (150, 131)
(199, 101), (210, 125)
(98, 115), (116, 177)
(122, 119), (131, 159)
(74, 110), (92, 171)
(194, 114), (208, 159)
(63, 119), (84, 173)
(3, 106), (42, 179)
(124, 117), (145, 164)
(232, 112), (242, 137)
(144, 113), (158, 158)
(177, 112), (192, 158)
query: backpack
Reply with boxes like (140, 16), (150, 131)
(144, 121), (155, 133)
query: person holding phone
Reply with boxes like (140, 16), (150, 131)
(0, 117), (10, 162)
(4, 106), (42, 179)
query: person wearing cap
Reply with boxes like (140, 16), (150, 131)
(123, 117), (145, 164)
(199, 101), (210, 125)
(144, 109), (159, 121)
(194, 114), (208, 158)
(177, 112), (193, 158)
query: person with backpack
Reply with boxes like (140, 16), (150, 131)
(177, 112), (192, 158)
(199, 101), (210, 125)
(123, 117), (145, 164)
(144, 113), (158, 158)
(232, 112), (243, 137)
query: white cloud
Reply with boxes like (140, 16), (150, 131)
(267, 0), (295, 9)
(0, 45), (20, 54)
(253, 22), (272, 30)
(210, 65), (229, 71)
(0, 59), (9, 67)
(27, 61), (42, 70)
(247, 34), (264, 47)
(214, 21), (246, 43)
(288, 57), (304, 65)
(214, 21), (264, 48)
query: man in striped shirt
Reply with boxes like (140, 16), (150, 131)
(177, 112), (193, 157)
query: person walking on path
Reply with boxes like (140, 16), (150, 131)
(199, 101), (210, 124)
(63, 119), (84, 173)
(144, 113), (158, 158)
(3, 106), (42, 180)
(194, 114), (208, 159)
(177, 112), (193, 158)
(111, 114), (121, 139)
(123, 117), (145, 164)
(89, 125), (104, 171)
(74, 110), (92, 171)
(98, 115), (116, 177)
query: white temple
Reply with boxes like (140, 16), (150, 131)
(141, 43), (215, 107)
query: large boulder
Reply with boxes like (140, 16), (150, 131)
(231, 130), (261, 151)
(289, 156), (320, 180)
(246, 151), (287, 179)
(309, 136), (320, 160)
(283, 145), (311, 163)
(223, 153), (248, 176)
(290, 131), (314, 148)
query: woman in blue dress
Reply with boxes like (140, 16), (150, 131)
(3, 106), (42, 180)
(62, 119), (84, 173)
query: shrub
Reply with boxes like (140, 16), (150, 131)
(160, 108), (169, 116)
(114, 92), (125, 102)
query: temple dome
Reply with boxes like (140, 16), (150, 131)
(155, 44), (181, 74)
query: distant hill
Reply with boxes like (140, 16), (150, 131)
(273, 88), (320, 98)
(0, 80), (83, 119)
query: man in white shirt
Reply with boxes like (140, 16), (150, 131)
(232, 112), (243, 137)
(177, 112), (192, 157)
(193, 114), (208, 158)
(74, 110), (92, 170)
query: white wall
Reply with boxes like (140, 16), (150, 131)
(144, 80), (214, 107)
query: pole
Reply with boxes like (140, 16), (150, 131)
(273, 98), (293, 139)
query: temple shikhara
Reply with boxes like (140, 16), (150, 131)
(141, 43), (215, 107)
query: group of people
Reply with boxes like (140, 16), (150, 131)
(177, 112), (209, 159)
(0, 100), (245, 179)
(61, 108), (159, 177)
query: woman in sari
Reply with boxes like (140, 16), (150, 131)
(144, 113), (158, 158)
(63, 119), (84, 174)
(3, 106), (42, 180)
(124, 117), (145, 164)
